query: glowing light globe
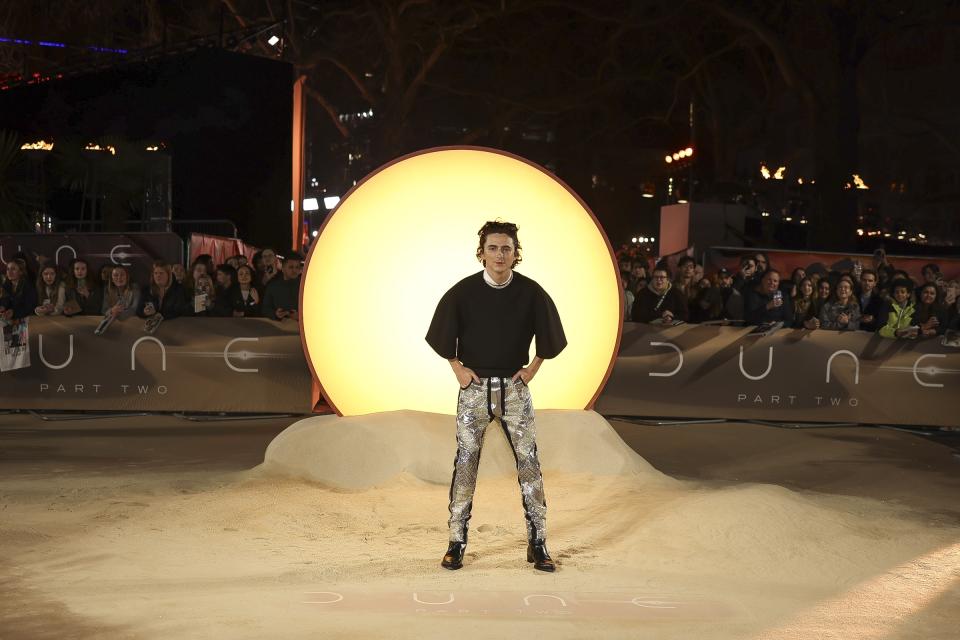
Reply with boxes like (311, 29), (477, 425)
(300, 147), (621, 416)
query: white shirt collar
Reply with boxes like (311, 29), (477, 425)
(483, 269), (514, 289)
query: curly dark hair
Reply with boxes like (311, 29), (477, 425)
(475, 220), (523, 268)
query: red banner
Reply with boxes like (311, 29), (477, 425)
(188, 233), (260, 267)
(704, 247), (960, 282)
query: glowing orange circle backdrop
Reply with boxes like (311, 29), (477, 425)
(300, 147), (622, 416)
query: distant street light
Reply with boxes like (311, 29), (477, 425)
(84, 143), (116, 155)
(20, 140), (53, 151)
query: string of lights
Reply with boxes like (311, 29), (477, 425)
(0, 36), (128, 54)
(0, 21), (283, 91)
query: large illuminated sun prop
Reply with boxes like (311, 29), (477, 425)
(300, 147), (622, 416)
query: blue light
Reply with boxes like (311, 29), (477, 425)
(87, 45), (128, 54)
(0, 36), (126, 54)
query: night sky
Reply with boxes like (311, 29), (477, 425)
(1, 2), (958, 252)
(0, 49), (291, 249)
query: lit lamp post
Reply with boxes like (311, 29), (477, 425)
(19, 140), (54, 231)
(80, 142), (117, 231)
(631, 234), (657, 254)
(144, 143), (172, 232)
(664, 147), (694, 203)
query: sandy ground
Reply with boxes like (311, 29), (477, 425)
(1, 410), (959, 639)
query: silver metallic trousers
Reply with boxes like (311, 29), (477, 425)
(448, 376), (547, 544)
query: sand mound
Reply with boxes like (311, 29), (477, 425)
(5, 414), (959, 639)
(258, 409), (672, 490)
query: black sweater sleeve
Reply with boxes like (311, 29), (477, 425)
(425, 286), (459, 359)
(534, 284), (567, 358)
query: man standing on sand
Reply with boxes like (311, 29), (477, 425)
(426, 220), (567, 572)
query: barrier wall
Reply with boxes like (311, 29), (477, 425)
(0, 233), (184, 284)
(1, 317), (312, 413)
(595, 324), (959, 427)
(5, 318), (957, 425)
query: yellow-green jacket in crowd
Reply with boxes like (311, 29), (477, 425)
(878, 300), (916, 338)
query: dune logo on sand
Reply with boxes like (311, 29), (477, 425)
(300, 590), (730, 619)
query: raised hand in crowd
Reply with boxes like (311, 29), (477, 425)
(766, 291), (783, 310)
(192, 274), (215, 315)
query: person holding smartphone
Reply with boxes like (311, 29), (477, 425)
(744, 269), (794, 326)
(259, 248), (279, 289)
(137, 262), (189, 320)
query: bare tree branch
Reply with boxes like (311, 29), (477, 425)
(704, 0), (819, 112)
(301, 53), (376, 105)
(866, 111), (960, 158)
(304, 83), (350, 138)
(221, 0), (274, 56)
(398, 0), (431, 16)
(398, 38), (447, 115)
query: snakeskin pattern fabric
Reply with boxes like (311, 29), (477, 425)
(447, 376), (547, 544)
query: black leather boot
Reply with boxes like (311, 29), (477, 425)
(526, 541), (556, 572)
(441, 541), (466, 570)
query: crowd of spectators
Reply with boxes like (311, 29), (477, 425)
(0, 248), (303, 332)
(619, 248), (960, 339)
(4, 242), (959, 342)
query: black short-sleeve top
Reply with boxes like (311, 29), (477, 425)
(425, 271), (567, 377)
